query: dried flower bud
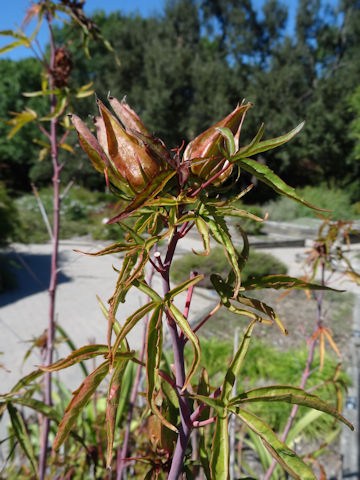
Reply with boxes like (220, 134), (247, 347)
(184, 103), (251, 186)
(52, 47), (73, 88)
(71, 97), (171, 197)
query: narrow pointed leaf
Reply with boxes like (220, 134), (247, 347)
(242, 275), (342, 291)
(221, 321), (256, 401)
(40, 96), (67, 121)
(230, 407), (316, 480)
(0, 40), (28, 55)
(106, 357), (130, 467)
(168, 302), (201, 390)
(74, 241), (137, 257)
(235, 294), (287, 335)
(111, 301), (156, 357)
(132, 278), (162, 302)
(201, 207), (241, 296)
(217, 127), (236, 156)
(7, 404), (38, 476)
(39, 344), (119, 372)
(199, 428), (211, 479)
(230, 385), (353, 430)
(53, 361), (109, 451)
(165, 274), (203, 301)
(287, 410), (324, 446)
(194, 216), (211, 255)
(234, 157), (327, 211)
(233, 122), (304, 160)
(236, 123), (265, 157)
(5, 397), (87, 448)
(146, 305), (177, 432)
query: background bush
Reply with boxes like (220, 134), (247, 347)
(171, 246), (287, 289)
(13, 186), (126, 243)
(264, 184), (359, 221)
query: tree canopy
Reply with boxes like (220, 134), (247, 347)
(1, 0), (360, 200)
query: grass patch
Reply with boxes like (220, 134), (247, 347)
(171, 246), (287, 289)
(183, 335), (350, 440)
(264, 184), (359, 221)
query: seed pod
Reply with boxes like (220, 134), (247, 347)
(184, 103), (251, 186)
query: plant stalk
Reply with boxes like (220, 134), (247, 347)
(38, 15), (61, 480)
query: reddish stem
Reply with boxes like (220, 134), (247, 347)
(38, 17), (62, 480)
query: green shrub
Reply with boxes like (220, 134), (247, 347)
(171, 246), (287, 289)
(0, 183), (18, 246)
(265, 183), (358, 221)
(13, 186), (126, 243)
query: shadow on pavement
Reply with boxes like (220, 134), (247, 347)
(0, 251), (71, 308)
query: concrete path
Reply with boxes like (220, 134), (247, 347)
(1, 231), (359, 476)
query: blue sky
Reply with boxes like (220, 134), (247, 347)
(1, 0), (298, 61)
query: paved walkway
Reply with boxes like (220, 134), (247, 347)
(1, 232), (359, 475)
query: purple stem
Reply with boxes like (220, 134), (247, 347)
(264, 263), (325, 480)
(157, 222), (194, 479)
(38, 16), (61, 480)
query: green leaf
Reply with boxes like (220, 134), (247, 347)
(111, 301), (156, 358)
(194, 216), (211, 255)
(233, 122), (304, 160)
(167, 302), (201, 390)
(132, 278), (162, 303)
(6, 108), (37, 139)
(0, 40), (28, 55)
(7, 404), (38, 476)
(190, 394), (224, 413)
(221, 321), (256, 402)
(74, 241), (136, 257)
(106, 357), (130, 467)
(0, 30), (28, 40)
(236, 123), (265, 158)
(10, 369), (44, 394)
(210, 410), (229, 480)
(39, 344), (119, 372)
(230, 407), (316, 480)
(201, 205), (242, 296)
(199, 428), (211, 479)
(217, 127), (236, 156)
(5, 397), (87, 449)
(287, 409), (324, 446)
(235, 294), (287, 335)
(211, 275), (273, 326)
(230, 385), (353, 430)
(233, 157), (326, 211)
(242, 274), (343, 291)
(40, 95), (67, 121)
(146, 305), (177, 432)
(245, 427), (273, 472)
(165, 274), (204, 302)
(23, 89), (61, 97)
(53, 361), (109, 451)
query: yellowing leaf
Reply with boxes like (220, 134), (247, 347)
(6, 108), (37, 138)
